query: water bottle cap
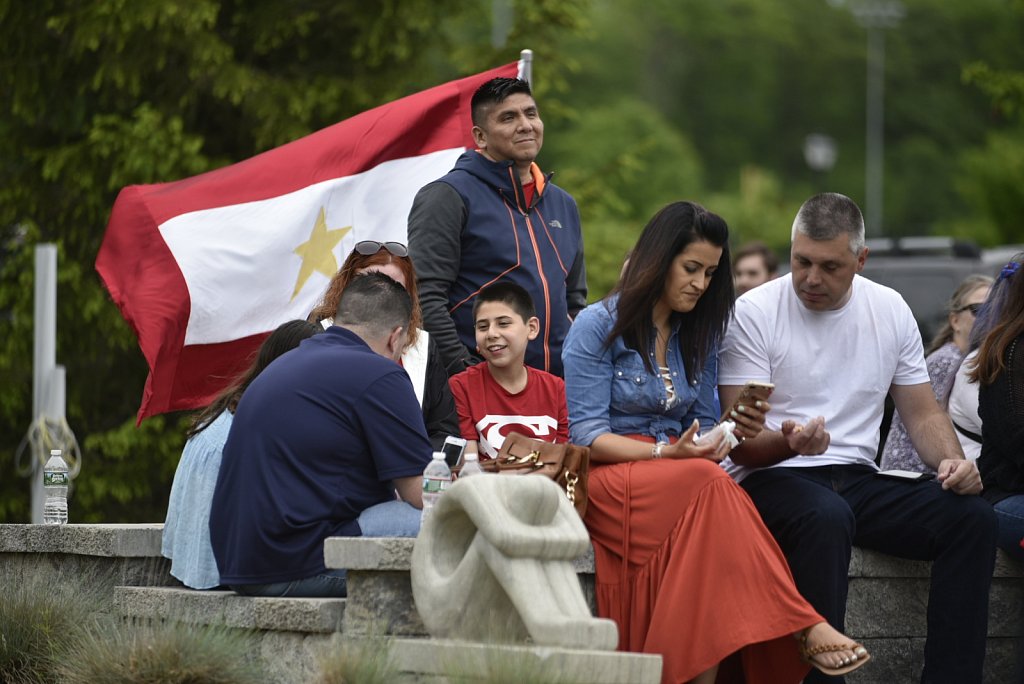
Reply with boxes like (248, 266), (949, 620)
(50, 449), (61, 456)
(432, 451), (445, 460)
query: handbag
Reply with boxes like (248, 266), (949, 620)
(480, 432), (590, 517)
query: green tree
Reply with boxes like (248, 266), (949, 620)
(0, 0), (587, 522)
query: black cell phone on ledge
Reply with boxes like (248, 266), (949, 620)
(876, 469), (936, 482)
(441, 436), (467, 469)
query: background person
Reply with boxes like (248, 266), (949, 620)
(211, 274), (432, 598)
(733, 240), (779, 296)
(309, 240), (458, 452)
(880, 274), (992, 473)
(162, 320), (321, 590)
(408, 77), (586, 377)
(563, 201), (869, 684)
(719, 192), (996, 684)
(971, 255), (1024, 560)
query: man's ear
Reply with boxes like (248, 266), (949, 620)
(855, 246), (869, 273)
(526, 316), (540, 341)
(387, 326), (407, 359)
(471, 124), (487, 150)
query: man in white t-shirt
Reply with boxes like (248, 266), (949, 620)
(718, 193), (997, 684)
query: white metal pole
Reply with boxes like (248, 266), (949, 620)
(32, 244), (57, 524)
(518, 49), (533, 87)
(865, 26), (885, 237)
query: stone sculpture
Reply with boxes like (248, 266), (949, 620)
(411, 474), (618, 650)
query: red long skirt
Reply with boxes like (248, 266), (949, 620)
(585, 457), (820, 684)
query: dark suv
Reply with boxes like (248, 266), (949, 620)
(860, 237), (1001, 343)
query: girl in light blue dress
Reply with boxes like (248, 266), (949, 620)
(162, 320), (322, 589)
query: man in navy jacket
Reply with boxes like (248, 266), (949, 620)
(408, 77), (586, 377)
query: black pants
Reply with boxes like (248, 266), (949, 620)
(741, 465), (997, 684)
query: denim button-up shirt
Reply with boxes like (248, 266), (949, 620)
(562, 296), (718, 447)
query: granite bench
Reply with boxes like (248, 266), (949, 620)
(325, 535), (1024, 683)
(4, 524), (1022, 683)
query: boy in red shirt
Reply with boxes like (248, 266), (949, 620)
(449, 282), (569, 459)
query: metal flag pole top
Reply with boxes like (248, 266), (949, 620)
(518, 49), (533, 86)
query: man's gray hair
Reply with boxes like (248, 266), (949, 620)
(335, 272), (412, 341)
(791, 192), (866, 254)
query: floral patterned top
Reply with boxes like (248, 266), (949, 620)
(879, 342), (963, 473)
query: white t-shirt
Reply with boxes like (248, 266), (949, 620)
(947, 350), (982, 462)
(719, 273), (929, 482)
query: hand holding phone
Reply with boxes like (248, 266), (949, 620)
(724, 381), (774, 441)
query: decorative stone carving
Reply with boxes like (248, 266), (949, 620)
(411, 475), (618, 651)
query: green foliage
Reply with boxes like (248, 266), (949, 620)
(0, 569), (109, 684)
(4, 0), (1024, 524)
(951, 128), (1024, 246)
(61, 621), (261, 684)
(0, 0), (588, 523)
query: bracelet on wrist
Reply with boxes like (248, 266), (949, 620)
(651, 442), (666, 459)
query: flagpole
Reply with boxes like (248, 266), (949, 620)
(518, 49), (533, 86)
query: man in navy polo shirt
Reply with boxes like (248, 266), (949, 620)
(210, 273), (433, 597)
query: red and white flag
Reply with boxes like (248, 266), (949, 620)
(97, 62), (518, 422)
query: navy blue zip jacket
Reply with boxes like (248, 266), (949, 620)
(408, 150), (587, 377)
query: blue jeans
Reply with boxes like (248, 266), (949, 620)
(741, 465), (997, 684)
(231, 500), (422, 598)
(993, 494), (1024, 561)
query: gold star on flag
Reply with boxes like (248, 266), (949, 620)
(291, 207), (350, 300)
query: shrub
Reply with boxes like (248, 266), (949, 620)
(61, 621), (261, 684)
(0, 569), (107, 684)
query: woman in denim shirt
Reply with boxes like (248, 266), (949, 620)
(562, 202), (870, 683)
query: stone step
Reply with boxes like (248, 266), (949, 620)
(114, 585), (345, 634)
(377, 636), (662, 684)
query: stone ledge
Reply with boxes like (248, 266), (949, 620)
(355, 636), (663, 684)
(0, 523), (164, 557)
(325, 535), (1024, 578)
(325, 535), (596, 573)
(115, 586), (345, 634)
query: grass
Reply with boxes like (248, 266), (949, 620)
(60, 620), (261, 684)
(0, 567), (109, 684)
(317, 638), (400, 684)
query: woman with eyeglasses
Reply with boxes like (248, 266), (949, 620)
(880, 274), (992, 473)
(308, 240), (459, 451)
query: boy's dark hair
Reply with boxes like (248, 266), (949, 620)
(471, 77), (533, 127)
(473, 281), (536, 322)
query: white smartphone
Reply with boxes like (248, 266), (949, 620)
(441, 436), (467, 469)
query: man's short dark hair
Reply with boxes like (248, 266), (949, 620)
(335, 273), (412, 339)
(734, 241), (779, 275)
(473, 281), (536, 322)
(471, 77), (533, 127)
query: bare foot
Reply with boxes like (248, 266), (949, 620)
(796, 622), (870, 674)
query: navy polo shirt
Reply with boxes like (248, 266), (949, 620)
(210, 326), (432, 586)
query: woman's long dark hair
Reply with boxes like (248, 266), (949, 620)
(606, 201), (734, 377)
(186, 320), (322, 438)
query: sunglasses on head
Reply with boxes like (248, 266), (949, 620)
(958, 303), (982, 316)
(354, 240), (408, 258)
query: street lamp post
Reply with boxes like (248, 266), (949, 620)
(847, 0), (904, 236)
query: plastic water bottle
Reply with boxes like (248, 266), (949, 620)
(421, 452), (452, 522)
(43, 449), (69, 525)
(458, 451), (484, 478)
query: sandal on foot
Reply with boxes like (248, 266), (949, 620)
(799, 632), (871, 676)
